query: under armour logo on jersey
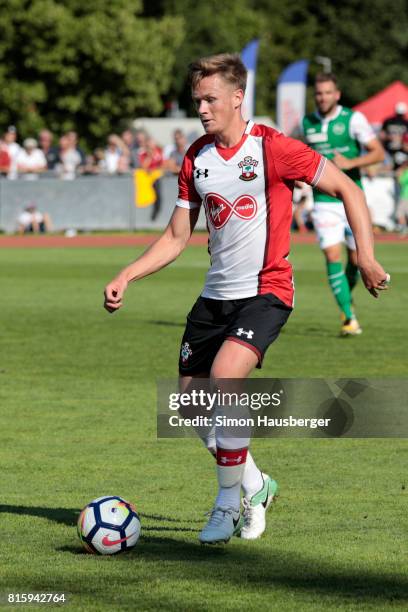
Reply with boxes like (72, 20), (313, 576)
(204, 193), (257, 229)
(195, 168), (209, 178)
(236, 328), (254, 339)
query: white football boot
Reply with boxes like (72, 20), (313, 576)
(240, 473), (278, 540)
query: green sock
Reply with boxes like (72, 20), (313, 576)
(326, 261), (354, 320)
(345, 261), (359, 292)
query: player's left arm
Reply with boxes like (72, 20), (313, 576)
(333, 111), (385, 171)
(333, 138), (384, 171)
(272, 131), (389, 297)
(316, 160), (389, 297)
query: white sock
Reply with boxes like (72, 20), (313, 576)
(241, 451), (264, 498)
(201, 426), (216, 455)
(215, 446), (248, 512)
(203, 442), (264, 498)
(212, 403), (251, 511)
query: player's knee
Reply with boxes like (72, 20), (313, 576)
(324, 249), (341, 264)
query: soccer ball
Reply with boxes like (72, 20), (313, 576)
(77, 495), (141, 555)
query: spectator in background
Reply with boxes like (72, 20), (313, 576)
(93, 148), (106, 173)
(0, 138), (11, 176)
(38, 129), (59, 171)
(66, 131), (86, 166)
(16, 138), (47, 180)
(380, 102), (408, 170)
(395, 134), (408, 234)
(17, 204), (52, 234)
(163, 129), (188, 175)
(121, 129), (135, 151)
(139, 136), (163, 171)
(139, 136), (164, 221)
(130, 129), (148, 168)
(3, 126), (21, 179)
(103, 134), (130, 174)
(56, 134), (82, 180)
(79, 152), (100, 175)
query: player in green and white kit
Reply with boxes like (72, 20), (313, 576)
(302, 73), (385, 335)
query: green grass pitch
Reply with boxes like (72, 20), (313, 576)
(0, 241), (407, 611)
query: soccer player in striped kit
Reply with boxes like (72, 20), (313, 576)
(104, 54), (389, 544)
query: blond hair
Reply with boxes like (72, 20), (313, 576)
(189, 53), (247, 92)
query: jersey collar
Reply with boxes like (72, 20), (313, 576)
(315, 105), (343, 122)
(245, 120), (254, 134)
(214, 121), (253, 162)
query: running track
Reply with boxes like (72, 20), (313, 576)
(0, 232), (404, 249)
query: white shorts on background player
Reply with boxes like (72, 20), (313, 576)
(312, 202), (356, 250)
(304, 108), (375, 252)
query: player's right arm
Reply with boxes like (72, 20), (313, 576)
(104, 205), (200, 313)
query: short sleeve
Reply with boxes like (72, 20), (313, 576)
(349, 111), (376, 146)
(269, 132), (326, 187)
(176, 146), (202, 210)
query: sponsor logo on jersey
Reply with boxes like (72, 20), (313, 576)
(195, 168), (209, 179)
(238, 155), (258, 181)
(181, 342), (192, 363)
(332, 123), (346, 135)
(306, 132), (328, 144)
(204, 193), (257, 229)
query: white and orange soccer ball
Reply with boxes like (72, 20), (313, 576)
(77, 496), (141, 555)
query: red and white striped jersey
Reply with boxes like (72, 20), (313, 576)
(176, 121), (325, 306)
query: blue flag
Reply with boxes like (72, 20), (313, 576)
(241, 39), (260, 120)
(276, 60), (309, 135)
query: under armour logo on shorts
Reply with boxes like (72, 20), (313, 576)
(236, 328), (254, 339)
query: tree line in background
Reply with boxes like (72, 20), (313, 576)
(0, 0), (407, 146)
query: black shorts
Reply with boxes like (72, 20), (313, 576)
(178, 293), (292, 375)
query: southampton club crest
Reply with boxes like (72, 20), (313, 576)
(180, 342), (192, 364)
(238, 155), (258, 181)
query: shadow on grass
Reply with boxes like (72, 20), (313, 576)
(147, 320), (185, 328)
(58, 533), (408, 603)
(139, 512), (194, 523)
(0, 504), (79, 526)
(285, 326), (333, 338)
(4, 505), (408, 604)
(0, 505), (198, 529)
(126, 535), (408, 602)
(142, 525), (200, 533)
